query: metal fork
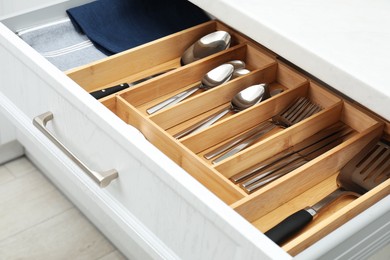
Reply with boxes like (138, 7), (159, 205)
(207, 97), (323, 164)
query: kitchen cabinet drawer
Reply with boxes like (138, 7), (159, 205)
(66, 18), (390, 255)
(0, 1), (389, 259)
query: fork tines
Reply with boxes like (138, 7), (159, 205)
(274, 97), (322, 127)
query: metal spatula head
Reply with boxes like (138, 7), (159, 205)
(338, 139), (390, 194)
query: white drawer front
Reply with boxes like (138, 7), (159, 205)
(0, 21), (288, 259)
(0, 111), (15, 145)
(0, 111), (23, 164)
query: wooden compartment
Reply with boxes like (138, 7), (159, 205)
(228, 100), (385, 254)
(179, 70), (340, 164)
(67, 20), (389, 256)
(120, 43), (276, 117)
(66, 20), (266, 94)
(148, 61), (303, 137)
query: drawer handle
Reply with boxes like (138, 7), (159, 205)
(33, 112), (118, 188)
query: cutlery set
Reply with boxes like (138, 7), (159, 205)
(69, 20), (390, 250)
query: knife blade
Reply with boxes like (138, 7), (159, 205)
(242, 126), (354, 193)
(229, 123), (354, 193)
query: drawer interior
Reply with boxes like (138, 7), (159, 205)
(65, 20), (389, 255)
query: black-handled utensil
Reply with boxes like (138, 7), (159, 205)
(265, 209), (314, 245)
(265, 138), (390, 245)
(90, 83), (131, 99)
(89, 70), (172, 99)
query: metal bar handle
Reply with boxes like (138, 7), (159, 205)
(33, 111), (118, 188)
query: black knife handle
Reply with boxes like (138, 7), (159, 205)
(90, 83), (130, 99)
(264, 209), (314, 245)
(89, 68), (175, 99)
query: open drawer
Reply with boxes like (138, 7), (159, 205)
(1, 1), (389, 259)
(66, 20), (390, 255)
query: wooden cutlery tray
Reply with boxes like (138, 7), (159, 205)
(66, 20), (390, 255)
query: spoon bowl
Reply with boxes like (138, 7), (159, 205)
(181, 31), (231, 65)
(232, 68), (251, 78)
(231, 84), (265, 111)
(200, 63), (235, 89)
(226, 60), (246, 70)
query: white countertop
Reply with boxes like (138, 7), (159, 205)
(191, 0), (390, 121)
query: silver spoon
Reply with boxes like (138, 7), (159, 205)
(167, 67), (251, 107)
(147, 60), (246, 114)
(181, 31), (232, 65)
(174, 84), (266, 139)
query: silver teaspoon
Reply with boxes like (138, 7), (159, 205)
(163, 61), (248, 105)
(147, 60), (246, 114)
(174, 84), (266, 139)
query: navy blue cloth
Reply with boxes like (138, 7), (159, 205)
(67, 0), (210, 55)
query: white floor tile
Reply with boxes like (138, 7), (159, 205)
(4, 157), (36, 178)
(0, 208), (116, 260)
(0, 170), (73, 240)
(0, 165), (15, 185)
(99, 250), (127, 260)
(0, 156), (126, 259)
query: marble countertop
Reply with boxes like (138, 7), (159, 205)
(191, 0), (390, 121)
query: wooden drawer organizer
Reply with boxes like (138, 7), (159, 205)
(67, 21), (390, 255)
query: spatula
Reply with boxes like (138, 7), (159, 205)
(265, 138), (390, 245)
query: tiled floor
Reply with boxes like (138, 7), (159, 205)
(0, 156), (126, 260)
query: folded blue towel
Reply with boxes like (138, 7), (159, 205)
(67, 0), (210, 55)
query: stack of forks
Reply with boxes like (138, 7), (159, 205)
(207, 97), (323, 164)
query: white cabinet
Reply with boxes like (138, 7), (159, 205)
(0, 112), (14, 145)
(0, 1), (389, 259)
(0, 111), (23, 164)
